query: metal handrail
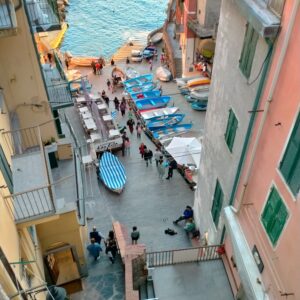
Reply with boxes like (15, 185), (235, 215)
(146, 245), (223, 267)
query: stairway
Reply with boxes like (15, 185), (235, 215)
(139, 279), (157, 300)
(174, 57), (183, 78)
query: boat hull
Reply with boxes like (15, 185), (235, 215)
(123, 74), (153, 88)
(135, 96), (170, 111)
(141, 107), (179, 120)
(146, 114), (185, 130)
(131, 90), (161, 100)
(99, 152), (126, 194)
(152, 124), (193, 139)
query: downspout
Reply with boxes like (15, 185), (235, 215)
(234, 0), (300, 213)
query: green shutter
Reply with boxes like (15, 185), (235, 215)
(0, 145), (13, 193)
(225, 109), (238, 152)
(239, 24), (259, 78)
(261, 187), (288, 246)
(280, 113), (300, 196)
(211, 180), (224, 227)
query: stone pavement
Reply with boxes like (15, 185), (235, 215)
(64, 47), (211, 299)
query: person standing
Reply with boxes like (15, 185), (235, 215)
(126, 56), (130, 64)
(124, 137), (130, 156)
(157, 157), (165, 179)
(91, 61), (96, 75)
(166, 158), (177, 179)
(104, 231), (117, 264)
(128, 108), (134, 120)
(154, 148), (162, 167)
(113, 97), (120, 111)
(127, 118), (135, 134)
(131, 226), (140, 244)
(95, 62), (100, 75)
(87, 238), (102, 261)
(111, 58), (115, 66)
(149, 59), (153, 71)
(120, 100), (126, 117)
(89, 226), (104, 245)
(107, 79), (111, 91)
(136, 122), (142, 139)
(144, 147), (153, 167)
(139, 143), (146, 159)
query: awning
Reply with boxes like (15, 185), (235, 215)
(224, 206), (267, 300)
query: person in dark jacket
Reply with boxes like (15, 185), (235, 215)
(173, 206), (194, 224)
(166, 158), (177, 179)
(127, 118), (135, 134)
(89, 226), (104, 245)
(131, 226), (140, 244)
(144, 148), (153, 167)
(113, 97), (120, 111)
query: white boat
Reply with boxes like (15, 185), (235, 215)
(131, 50), (143, 62)
(150, 32), (163, 44)
(156, 66), (172, 82)
(141, 107), (179, 120)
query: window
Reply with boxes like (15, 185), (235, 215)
(224, 109), (238, 152)
(0, 145), (13, 193)
(261, 187), (288, 246)
(211, 180), (224, 227)
(279, 113), (300, 197)
(239, 23), (259, 78)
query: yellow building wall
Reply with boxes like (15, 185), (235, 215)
(36, 210), (87, 269)
(0, 4), (57, 141)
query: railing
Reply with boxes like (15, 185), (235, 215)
(4, 185), (55, 223)
(146, 245), (223, 267)
(187, 17), (215, 39)
(2, 125), (42, 156)
(0, 0), (16, 30)
(25, 0), (61, 32)
(54, 51), (66, 81)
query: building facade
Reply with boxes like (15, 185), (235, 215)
(224, 0), (300, 298)
(194, 0), (280, 244)
(0, 1), (87, 298)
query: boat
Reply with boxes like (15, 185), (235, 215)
(179, 83), (210, 95)
(175, 75), (205, 87)
(130, 90), (161, 101)
(112, 67), (126, 84)
(152, 124), (193, 139)
(69, 56), (99, 67)
(135, 96), (170, 111)
(125, 67), (140, 79)
(146, 114), (185, 130)
(123, 74), (153, 88)
(99, 152), (126, 194)
(191, 101), (208, 111)
(141, 107), (179, 120)
(131, 50), (143, 62)
(185, 91), (209, 103)
(125, 82), (158, 94)
(150, 32), (163, 44)
(156, 66), (172, 82)
(187, 77), (210, 87)
(143, 45), (156, 59)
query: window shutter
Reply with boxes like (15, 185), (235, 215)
(211, 181), (224, 227)
(0, 145), (13, 193)
(269, 202), (288, 245)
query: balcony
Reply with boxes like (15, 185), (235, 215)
(25, 0), (61, 32)
(2, 121), (82, 224)
(136, 246), (234, 299)
(187, 18), (215, 39)
(0, 0), (17, 38)
(42, 52), (74, 109)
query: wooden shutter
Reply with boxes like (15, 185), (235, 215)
(0, 145), (13, 193)
(211, 181), (224, 227)
(225, 109), (238, 152)
(280, 113), (300, 196)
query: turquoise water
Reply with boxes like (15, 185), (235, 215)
(61, 0), (168, 58)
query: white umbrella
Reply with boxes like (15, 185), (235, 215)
(165, 137), (201, 168)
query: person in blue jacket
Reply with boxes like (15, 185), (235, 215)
(173, 206), (194, 224)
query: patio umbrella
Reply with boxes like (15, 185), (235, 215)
(165, 137), (202, 168)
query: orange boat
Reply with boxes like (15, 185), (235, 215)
(187, 77), (210, 87)
(69, 56), (99, 67)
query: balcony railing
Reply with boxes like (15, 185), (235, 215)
(25, 0), (61, 32)
(146, 245), (223, 267)
(187, 18), (215, 39)
(4, 185), (55, 223)
(0, 0), (17, 30)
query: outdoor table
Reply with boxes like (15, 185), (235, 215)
(83, 118), (97, 131)
(109, 129), (120, 138)
(97, 103), (107, 110)
(90, 132), (101, 142)
(103, 114), (112, 122)
(79, 106), (89, 113)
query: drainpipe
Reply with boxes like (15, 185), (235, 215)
(235, 0), (300, 213)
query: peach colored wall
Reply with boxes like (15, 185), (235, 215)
(183, 0), (196, 38)
(230, 1), (300, 298)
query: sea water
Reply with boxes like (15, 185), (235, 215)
(61, 0), (169, 58)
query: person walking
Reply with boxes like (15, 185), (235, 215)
(91, 61), (96, 75)
(139, 143), (146, 159)
(87, 238), (102, 261)
(154, 148), (162, 167)
(113, 97), (120, 111)
(144, 147), (153, 167)
(126, 57), (130, 64)
(128, 108), (134, 120)
(95, 62), (100, 75)
(120, 100), (126, 117)
(104, 231), (117, 264)
(107, 79), (111, 91)
(166, 158), (177, 179)
(136, 122), (142, 138)
(110, 58), (115, 66)
(149, 59), (153, 71)
(127, 118), (135, 134)
(157, 157), (165, 179)
(131, 226), (140, 245)
(124, 137), (130, 156)
(89, 226), (104, 245)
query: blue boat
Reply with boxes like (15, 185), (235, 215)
(126, 82), (158, 94)
(123, 74), (153, 88)
(99, 152), (126, 194)
(191, 101), (208, 111)
(146, 114), (185, 130)
(185, 94), (208, 103)
(143, 45), (156, 59)
(130, 90), (161, 100)
(152, 124), (193, 139)
(135, 96), (170, 111)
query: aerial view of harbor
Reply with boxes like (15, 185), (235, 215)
(0, 0), (298, 299)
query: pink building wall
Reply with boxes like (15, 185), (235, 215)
(225, 1), (300, 298)
(183, 0), (196, 38)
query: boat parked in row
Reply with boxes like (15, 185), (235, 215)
(125, 81), (158, 94)
(140, 107), (179, 120)
(146, 114), (185, 130)
(152, 124), (193, 140)
(135, 96), (170, 111)
(123, 74), (153, 88)
(130, 90), (161, 101)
